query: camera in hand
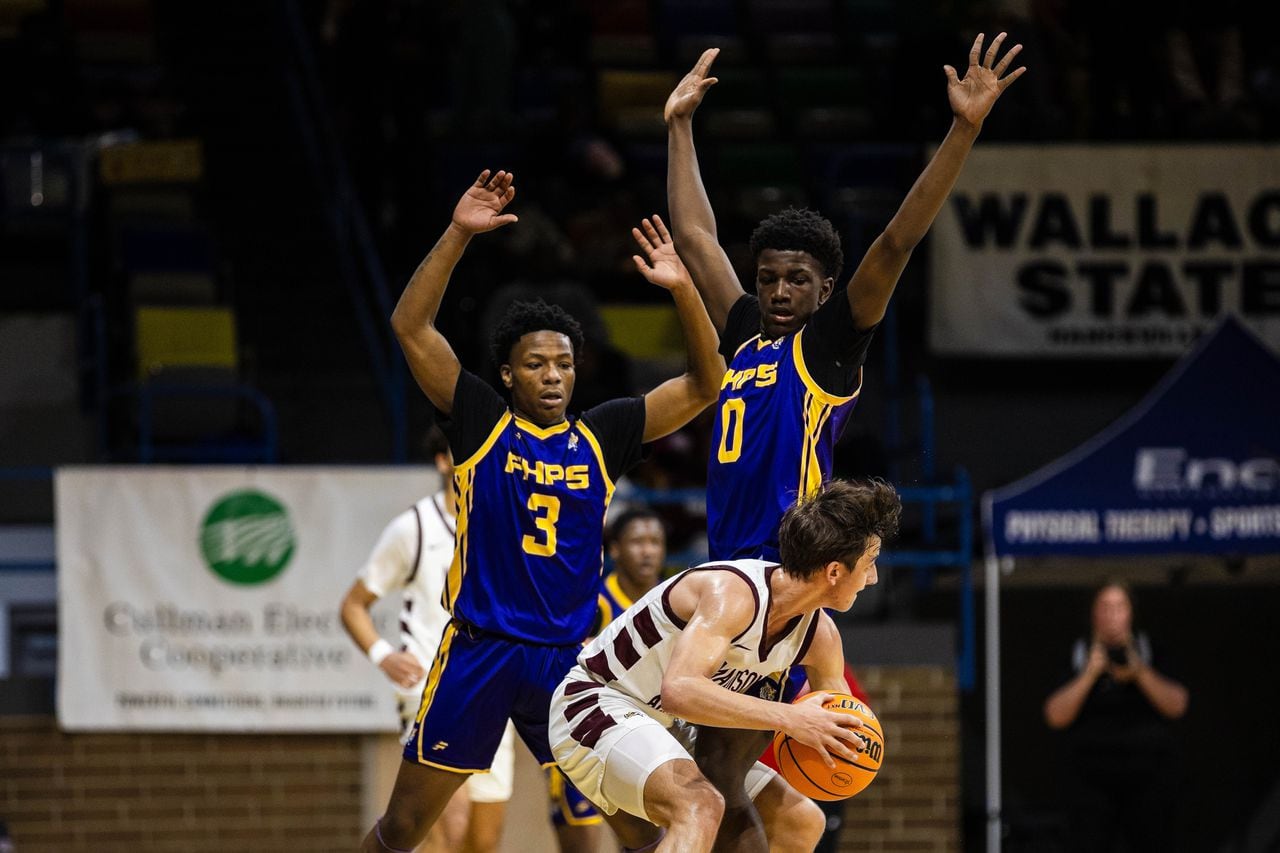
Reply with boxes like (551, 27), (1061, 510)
(1106, 645), (1129, 666)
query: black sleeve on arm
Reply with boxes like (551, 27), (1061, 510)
(436, 370), (509, 463)
(718, 294), (762, 360)
(580, 396), (647, 481)
(800, 292), (877, 396)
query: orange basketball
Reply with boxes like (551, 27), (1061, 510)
(771, 691), (884, 801)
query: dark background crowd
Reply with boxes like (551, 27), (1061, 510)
(2, 2), (1279, 851)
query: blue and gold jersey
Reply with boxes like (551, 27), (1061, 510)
(707, 295), (873, 560)
(591, 571), (639, 636)
(441, 372), (645, 645)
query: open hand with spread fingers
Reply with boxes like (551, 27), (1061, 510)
(452, 169), (519, 235)
(945, 32), (1026, 129)
(664, 47), (720, 124)
(632, 215), (693, 291)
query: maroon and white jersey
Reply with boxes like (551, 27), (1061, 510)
(574, 559), (821, 726)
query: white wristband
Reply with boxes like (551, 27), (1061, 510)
(367, 639), (395, 666)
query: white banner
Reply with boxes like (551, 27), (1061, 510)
(929, 145), (1280, 357)
(56, 466), (435, 732)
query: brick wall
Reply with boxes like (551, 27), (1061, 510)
(838, 666), (961, 853)
(0, 717), (363, 852)
(1, 667), (960, 853)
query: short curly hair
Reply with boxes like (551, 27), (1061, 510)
(748, 208), (844, 279)
(778, 479), (901, 579)
(489, 299), (586, 366)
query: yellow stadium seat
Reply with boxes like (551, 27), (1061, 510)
(134, 305), (236, 378)
(599, 304), (686, 361)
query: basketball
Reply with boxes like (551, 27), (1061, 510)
(772, 692), (885, 801)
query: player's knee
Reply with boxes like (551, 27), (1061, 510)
(785, 797), (826, 849)
(674, 778), (725, 832)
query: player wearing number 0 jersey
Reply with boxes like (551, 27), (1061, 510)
(665, 39), (1026, 849)
(709, 303), (871, 561)
(363, 170), (723, 853)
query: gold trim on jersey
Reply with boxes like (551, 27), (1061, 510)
(443, 464), (477, 613)
(456, 412), (513, 472)
(513, 415), (572, 439)
(605, 572), (635, 611)
(792, 329), (861, 406)
(798, 391), (836, 498)
(445, 412), (511, 612)
(594, 593), (613, 636)
(576, 420), (616, 583)
(414, 621), (463, 765)
(731, 334), (762, 361)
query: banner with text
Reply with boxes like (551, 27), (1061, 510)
(929, 145), (1280, 357)
(985, 318), (1280, 557)
(56, 466), (434, 731)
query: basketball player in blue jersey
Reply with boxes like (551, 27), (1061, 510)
(664, 36), (1026, 851)
(362, 170), (724, 853)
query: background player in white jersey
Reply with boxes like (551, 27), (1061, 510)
(550, 480), (901, 853)
(340, 426), (513, 853)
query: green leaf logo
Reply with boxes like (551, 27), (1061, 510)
(199, 490), (295, 585)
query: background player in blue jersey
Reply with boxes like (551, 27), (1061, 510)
(362, 170), (723, 852)
(664, 37), (1026, 851)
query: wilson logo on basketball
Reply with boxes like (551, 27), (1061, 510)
(832, 772), (852, 787)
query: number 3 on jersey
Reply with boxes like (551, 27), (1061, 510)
(718, 397), (746, 463)
(522, 492), (560, 556)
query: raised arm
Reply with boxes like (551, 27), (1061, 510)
(661, 573), (863, 767)
(846, 32), (1026, 329)
(664, 48), (743, 334)
(390, 169), (518, 415)
(1043, 641), (1105, 729)
(630, 215), (725, 442)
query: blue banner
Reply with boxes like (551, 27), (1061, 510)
(986, 316), (1280, 556)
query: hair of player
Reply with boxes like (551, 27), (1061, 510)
(748, 208), (844, 280)
(778, 479), (901, 579)
(489, 298), (586, 367)
(422, 424), (449, 460)
(1091, 577), (1136, 624)
(608, 506), (666, 546)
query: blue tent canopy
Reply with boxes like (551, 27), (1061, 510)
(985, 316), (1280, 558)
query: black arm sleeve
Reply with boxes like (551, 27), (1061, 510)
(580, 396), (647, 481)
(436, 370), (509, 463)
(718, 294), (762, 360)
(799, 292), (877, 396)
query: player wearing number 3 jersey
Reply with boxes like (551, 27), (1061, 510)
(362, 170), (724, 853)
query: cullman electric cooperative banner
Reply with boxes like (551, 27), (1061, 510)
(929, 145), (1280, 357)
(56, 466), (433, 731)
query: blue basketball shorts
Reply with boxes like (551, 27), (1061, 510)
(404, 621), (581, 772)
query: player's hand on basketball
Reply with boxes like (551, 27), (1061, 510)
(945, 32), (1025, 129)
(378, 651), (425, 689)
(632, 215), (692, 291)
(452, 169), (519, 234)
(785, 692), (865, 768)
(664, 48), (719, 124)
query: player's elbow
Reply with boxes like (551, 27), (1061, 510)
(660, 677), (697, 719)
(1042, 699), (1071, 730)
(690, 369), (722, 406)
(876, 228), (916, 261)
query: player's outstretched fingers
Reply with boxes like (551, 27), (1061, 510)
(993, 42), (1022, 77)
(650, 214), (673, 244)
(694, 47), (719, 77)
(632, 226), (654, 255)
(474, 169), (491, 186)
(968, 33), (983, 68)
(641, 216), (664, 248)
(999, 64), (1027, 90)
(984, 32), (1006, 69)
